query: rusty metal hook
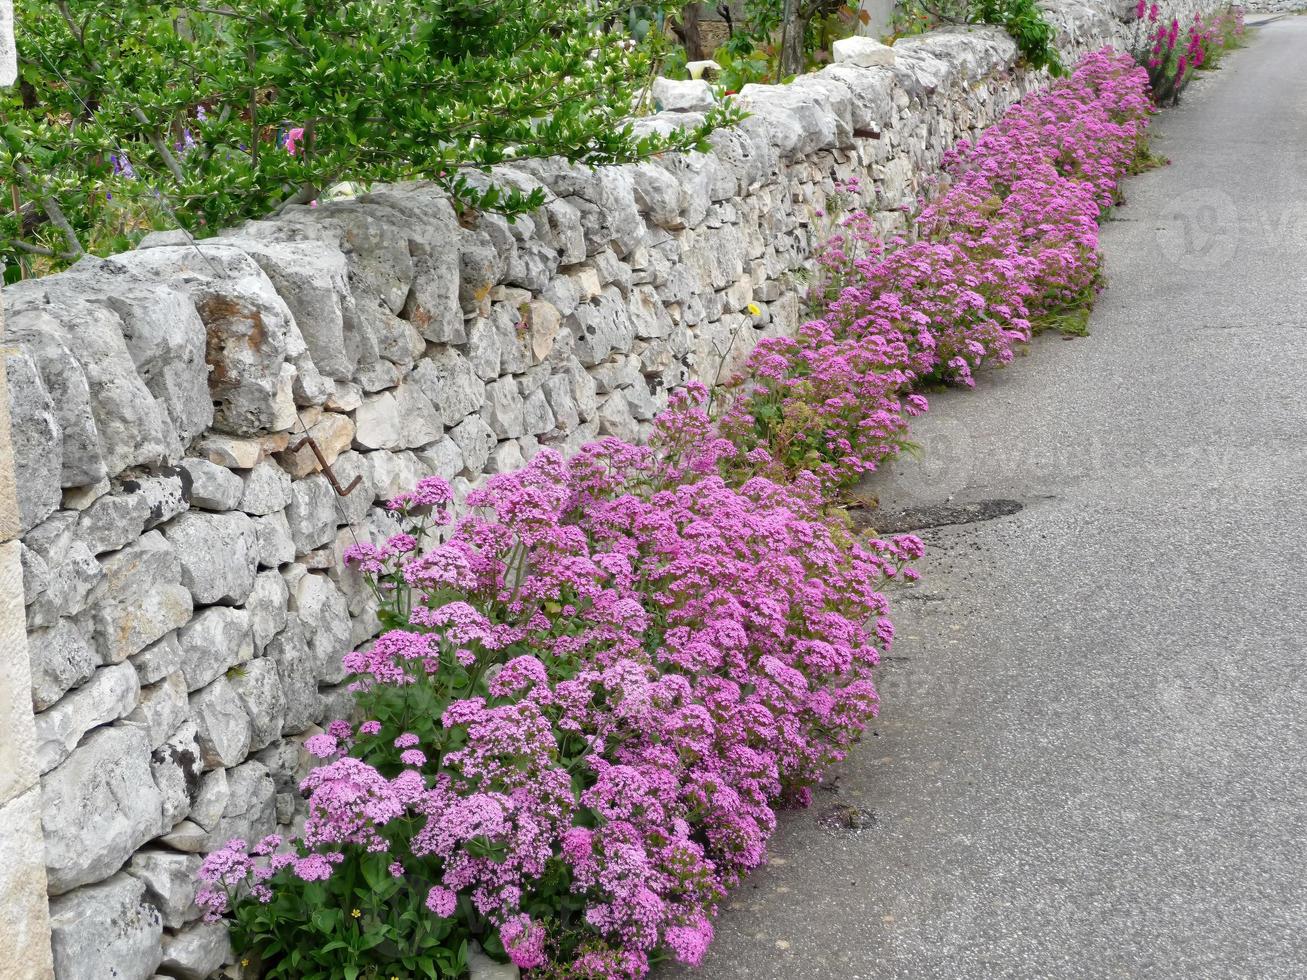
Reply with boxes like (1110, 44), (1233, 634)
(290, 434), (362, 497)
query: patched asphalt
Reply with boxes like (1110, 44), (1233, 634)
(666, 18), (1307, 980)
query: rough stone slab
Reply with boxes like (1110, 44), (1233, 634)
(230, 657), (286, 752)
(0, 786), (54, 977)
(189, 676), (252, 770)
(238, 459), (293, 516)
(177, 606), (254, 692)
(0, 540), (39, 810)
(253, 511), (296, 568)
(4, 347), (62, 531)
(276, 411), (355, 478)
(125, 849), (202, 930)
(48, 872), (162, 980)
(150, 722), (203, 832)
(41, 724), (164, 894)
(265, 621), (320, 735)
(157, 920), (232, 980)
(5, 279), (169, 479)
(289, 571), (352, 685)
(79, 268), (213, 457)
(28, 618), (100, 712)
(246, 568), (290, 653)
(130, 633), (183, 687)
(163, 510), (259, 606)
(123, 671), (188, 749)
(75, 486), (152, 555)
(92, 531), (193, 663)
(33, 661), (140, 773)
(179, 458), (244, 511)
(102, 246), (301, 436)
(285, 473), (339, 554)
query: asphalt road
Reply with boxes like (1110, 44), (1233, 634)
(668, 19), (1307, 980)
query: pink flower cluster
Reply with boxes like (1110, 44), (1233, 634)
(199, 392), (922, 975)
(1134, 8), (1242, 101)
(724, 50), (1153, 493)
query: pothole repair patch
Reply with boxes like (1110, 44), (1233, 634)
(858, 498), (1023, 534)
(818, 804), (878, 832)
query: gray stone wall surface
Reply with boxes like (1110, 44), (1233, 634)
(3, 1), (1227, 976)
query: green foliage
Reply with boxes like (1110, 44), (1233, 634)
(890, 0), (1065, 76)
(2, 0), (736, 275)
(970, 0), (1065, 75)
(231, 856), (468, 980)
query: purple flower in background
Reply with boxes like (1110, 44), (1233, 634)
(110, 152), (136, 179)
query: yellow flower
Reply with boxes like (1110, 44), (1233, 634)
(351, 908), (362, 918)
(241, 959), (250, 968)
(747, 302), (761, 316)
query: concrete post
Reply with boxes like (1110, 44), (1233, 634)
(0, 0), (58, 974)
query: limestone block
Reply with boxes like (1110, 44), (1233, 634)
(92, 532), (193, 664)
(655, 78), (716, 115)
(130, 633), (183, 687)
(486, 439), (526, 475)
(41, 724), (164, 894)
(285, 474), (339, 554)
(276, 411), (355, 478)
(0, 787), (54, 976)
(253, 511), (296, 568)
(467, 313), (503, 381)
(570, 287), (637, 367)
(104, 246), (302, 435)
(4, 347), (62, 531)
(163, 510), (259, 606)
(91, 278), (212, 458)
(158, 920), (232, 980)
(48, 873), (162, 980)
(125, 850), (202, 930)
(481, 376), (527, 439)
(833, 35), (897, 67)
(179, 458), (244, 511)
(178, 606), (254, 692)
(190, 676), (252, 770)
(123, 671), (188, 749)
(4, 280), (167, 481)
(28, 619), (99, 712)
(230, 657), (287, 752)
(410, 347), (486, 426)
(449, 415), (498, 475)
(289, 571), (352, 685)
(150, 722), (204, 831)
(596, 390), (639, 443)
(228, 237), (357, 381)
(265, 621), (320, 735)
(415, 437), (465, 483)
(34, 661), (140, 773)
(239, 459), (293, 516)
(132, 470), (190, 531)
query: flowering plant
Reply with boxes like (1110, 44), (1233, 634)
(719, 50), (1152, 494)
(199, 390), (922, 978)
(1131, 6), (1245, 105)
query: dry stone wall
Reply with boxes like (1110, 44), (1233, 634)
(3, 1), (1226, 976)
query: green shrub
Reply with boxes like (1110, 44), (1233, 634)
(2, 0), (733, 276)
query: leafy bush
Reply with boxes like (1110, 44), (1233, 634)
(2, 0), (731, 275)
